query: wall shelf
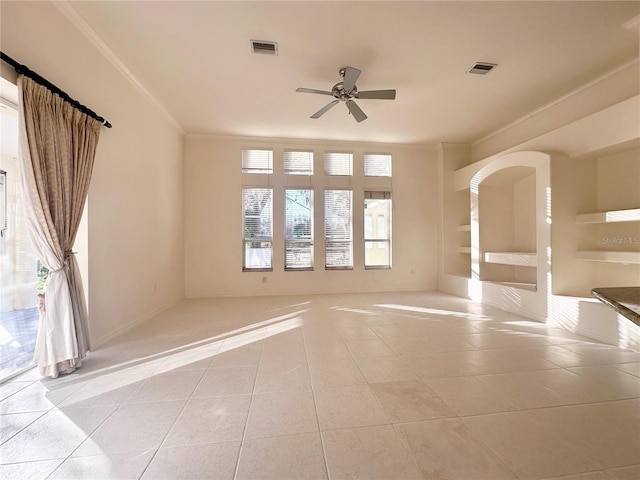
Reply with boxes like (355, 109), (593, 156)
(484, 251), (537, 267)
(576, 250), (640, 264)
(457, 224), (471, 232)
(576, 208), (640, 224)
(458, 247), (471, 254)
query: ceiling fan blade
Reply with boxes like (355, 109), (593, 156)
(356, 89), (396, 100)
(342, 66), (361, 93)
(346, 100), (367, 123)
(311, 99), (339, 119)
(296, 88), (334, 96)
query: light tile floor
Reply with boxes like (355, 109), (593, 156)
(1, 291), (639, 480)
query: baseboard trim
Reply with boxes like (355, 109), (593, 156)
(90, 297), (183, 349)
(184, 286), (438, 299)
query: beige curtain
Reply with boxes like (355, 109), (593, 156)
(17, 76), (101, 378)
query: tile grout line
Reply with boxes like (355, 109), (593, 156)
(48, 335), (208, 478)
(0, 409), (48, 447)
(332, 313), (445, 480)
(456, 414), (521, 480)
(370, 318), (491, 480)
(0, 373), (95, 469)
(135, 336), (236, 479)
(44, 366), (165, 479)
(301, 322), (332, 480)
(231, 331), (267, 480)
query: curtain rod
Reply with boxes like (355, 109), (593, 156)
(0, 51), (112, 128)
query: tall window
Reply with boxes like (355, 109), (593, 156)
(242, 149), (273, 174)
(364, 191), (391, 268)
(325, 189), (353, 269)
(0, 88), (42, 381)
(324, 152), (353, 176)
(285, 189), (313, 270)
(284, 150), (313, 175)
(242, 188), (273, 270)
(364, 154), (392, 177)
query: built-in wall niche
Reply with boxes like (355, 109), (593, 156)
(586, 145), (640, 265)
(550, 141), (640, 297)
(452, 189), (472, 273)
(575, 207), (640, 264)
(572, 144), (640, 293)
(442, 181), (472, 277)
(478, 166), (537, 289)
(438, 143), (473, 280)
(449, 150), (550, 320)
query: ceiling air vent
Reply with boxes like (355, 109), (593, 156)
(467, 62), (497, 75)
(251, 40), (278, 55)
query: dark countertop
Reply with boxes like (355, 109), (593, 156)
(591, 287), (640, 327)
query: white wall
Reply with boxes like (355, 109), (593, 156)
(550, 155), (598, 296)
(185, 135), (437, 297)
(471, 61), (639, 162)
(437, 143), (472, 278)
(1, 1), (185, 346)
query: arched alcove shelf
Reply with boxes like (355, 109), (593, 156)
(464, 151), (552, 321)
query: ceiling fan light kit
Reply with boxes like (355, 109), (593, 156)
(296, 66), (396, 123)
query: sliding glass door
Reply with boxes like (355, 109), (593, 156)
(0, 79), (41, 382)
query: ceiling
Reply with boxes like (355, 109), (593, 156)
(67, 1), (639, 145)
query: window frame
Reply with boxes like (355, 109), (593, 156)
(364, 191), (392, 270)
(284, 187), (314, 271)
(364, 153), (392, 177)
(242, 148), (274, 174)
(242, 186), (274, 272)
(284, 150), (314, 176)
(324, 152), (353, 176)
(324, 188), (354, 270)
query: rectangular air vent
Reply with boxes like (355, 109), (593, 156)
(251, 40), (278, 55)
(468, 62), (497, 75)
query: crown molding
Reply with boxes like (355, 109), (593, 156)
(52, 1), (185, 135)
(473, 58), (639, 147)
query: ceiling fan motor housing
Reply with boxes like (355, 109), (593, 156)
(332, 82), (357, 101)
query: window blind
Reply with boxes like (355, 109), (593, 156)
(324, 152), (353, 176)
(242, 149), (273, 174)
(325, 189), (353, 269)
(284, 151), (314, 175)
(364, 191), (392, 200)
(364, 154), (392, 177)
(285, 189), (314, 270)
(242, 187), (273, 270)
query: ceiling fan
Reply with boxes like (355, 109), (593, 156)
(296, 66), (396, 123)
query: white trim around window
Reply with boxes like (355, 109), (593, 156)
(242, 186), (273, 271)
(364, 191), (392, 269)
(285, 188), (314, 271)
(325, 188), (353, 269)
